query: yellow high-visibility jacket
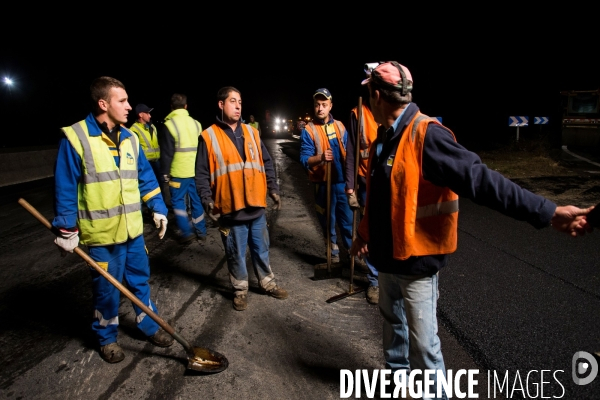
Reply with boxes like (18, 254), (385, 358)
(61, 120), (144, 245)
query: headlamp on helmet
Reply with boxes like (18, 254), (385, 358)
(363, 61), (413, 96)
(364, 62), (383, 75)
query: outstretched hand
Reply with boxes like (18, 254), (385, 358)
(551, 205), (594, 237)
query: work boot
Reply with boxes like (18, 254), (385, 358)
(265, 285), (288, 300)
(99, 342), (125, 363)
(366, 286), (379, 305)
(233, 294), (248, 311)
(196, 234), (207, 243)
(328, 242), (340, 263)
(148, 328), (174, 347)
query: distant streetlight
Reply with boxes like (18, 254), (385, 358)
(3, 77), (13, 86)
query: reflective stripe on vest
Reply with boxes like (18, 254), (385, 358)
(201, 124), (267, 215)
(130, 122), (160, 161)
(164, 115), (201, 178)
(305, 120), (346, 182)
(62, 121), (143, 246)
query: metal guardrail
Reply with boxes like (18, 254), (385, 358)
(0, 147), (58, 188)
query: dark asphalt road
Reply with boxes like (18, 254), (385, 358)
(1, 137), (600, 399)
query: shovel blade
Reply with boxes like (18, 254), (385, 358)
(313, 262), (343, 280)
(326, 287), (366, 303)
(187, 347), (229, 373)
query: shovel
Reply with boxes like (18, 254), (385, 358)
(313, 160), (343, 280)
(18, 197), (228, 374)
(327, 97), (366, 303)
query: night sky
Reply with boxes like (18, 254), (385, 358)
(1, 16), (597, 151)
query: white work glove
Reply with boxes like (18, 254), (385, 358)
(269, 192), (281, 211)
(163, 174), (170, 184)
(346, 192), (360, 211)
(54, 228), (79, 256)
(153, 213), (168, 239)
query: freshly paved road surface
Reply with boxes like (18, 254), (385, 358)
(1, 137), (599, 399)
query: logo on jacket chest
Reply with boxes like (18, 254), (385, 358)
(387, 155), (395, 167)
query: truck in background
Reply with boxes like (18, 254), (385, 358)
(561, 89), (600, 154)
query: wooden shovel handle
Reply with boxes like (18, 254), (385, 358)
(17, 198), (191, 351)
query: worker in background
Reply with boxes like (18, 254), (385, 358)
(159, 93), (207, 244)
(299, 88), (354, 265)
(350, 61), (594, 399)
(52, 76), (173, 364)
(248, 114), (262, 136)
(130, 104), (160, 179)
(344, 90), (380, 305)
(129, 104), (171, 209)
(195, 86), (286, 311)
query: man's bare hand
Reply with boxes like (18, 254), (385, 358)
(269, 192), (282, 211)
(551, 205), (594, 237)
(350, 236), (369, 259)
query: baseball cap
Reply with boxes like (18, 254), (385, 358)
(135, 104), (153, 115)
(313, 88), (332, 100)
(361, 62), (413, 94)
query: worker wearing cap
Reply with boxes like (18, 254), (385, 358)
(299, 88), (353, 265)
(350, 61), (593, 399)
(195, 86), (286, 311)
(344, 84), (380, 305)
(130, 104), (171, 209)
(159, 93), (207, 244)
(130, 104), (160, 178)
(52, 76), (174, 364)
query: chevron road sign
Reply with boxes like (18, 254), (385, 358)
(509, 116), (529, 127)
(534, 117), (549, 125)
(509, 116), (529, 142)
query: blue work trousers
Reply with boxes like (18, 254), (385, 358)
(169, 177), (206, 238)
(88, 235), (161, 346)
(219, 213), (276, 296)
(314, 181), (353, 257)
(379, 272), (447, 400)
(356, 179), (378, 287)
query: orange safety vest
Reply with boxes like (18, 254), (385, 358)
(351, 105), (379, 178)
(304, 120), (346, 182)
(201, 123), (267, 215)
(359, 111), (459, 260)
